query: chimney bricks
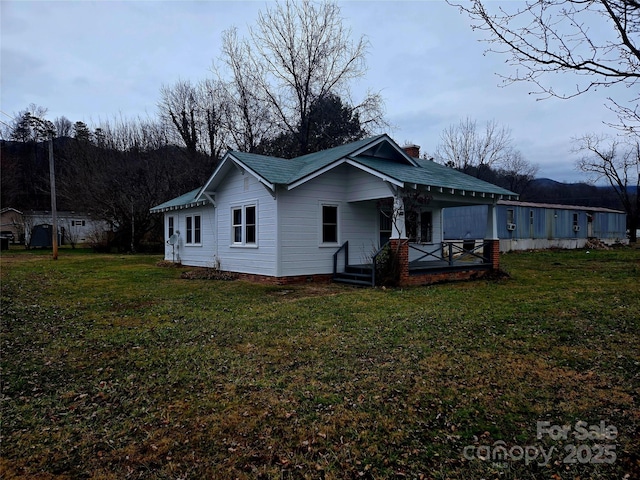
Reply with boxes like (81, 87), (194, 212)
(403, 144), (420, 158)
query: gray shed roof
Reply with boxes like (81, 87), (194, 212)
(498, 200), (625, 214)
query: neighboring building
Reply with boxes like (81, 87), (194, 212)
(443, 200), (628, 252)
(23, 211), (111, 247)
(0, 208), (23, 243)
(151, 135), (517, 286)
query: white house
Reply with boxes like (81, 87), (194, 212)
(151, 135), (517, 286)
(23, 211), (111, 247)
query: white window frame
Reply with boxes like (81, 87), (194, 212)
(185, 214), (202, 246)
(319, 202), (340, 246)
(230, 202), (258, 247)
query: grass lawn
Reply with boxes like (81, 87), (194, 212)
(1, 247), (638, 479)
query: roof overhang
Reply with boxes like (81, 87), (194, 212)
(150, 198), (210, 214)
(346, 156), (518, 201)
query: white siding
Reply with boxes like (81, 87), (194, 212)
(163, 205), (216, 267)
(214, 167), (278, 275)
(278, 164), (380, 276)
(346, 167), (394, 202)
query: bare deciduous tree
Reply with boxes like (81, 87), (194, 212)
(436, 118), (516, 176)
(158, 78), (229, 163)
(57, 116), (195, 250)
(449, 0), (640, 133)
(198, 78), (229, 162)
(497, 150), (539, 195)
(54, 116), (73, 138)
(574, 133), (640, 241)
(217, 27), (273, 153)
(223, 0), (383, 156)
(158, 79), (200, 155)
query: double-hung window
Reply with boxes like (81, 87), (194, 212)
(186, 215), (201, 245)
(321, 204), (339, 245)
(231, 204), (257, 246)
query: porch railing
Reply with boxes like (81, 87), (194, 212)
(409, 240), (490, 269)
(332, 241), (349, 276)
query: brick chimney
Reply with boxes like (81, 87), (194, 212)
(403, 144), (420, 158)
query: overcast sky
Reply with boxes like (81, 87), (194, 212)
(1, 0), (634, 182)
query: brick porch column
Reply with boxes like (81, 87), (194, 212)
(390, 239), (409, 285)
(484, 203), (500, 271)
(488, 239), (500, 270)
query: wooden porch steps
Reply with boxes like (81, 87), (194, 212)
(332, 265), (373, 287)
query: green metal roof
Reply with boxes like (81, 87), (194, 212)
(288, 135), (391, 182)
(228, 134), (394, 185)
(351, 156), (517, 196)
(149, 188), (208, 213)
(230, 151), (298, 185)
(152, 135), (517, 212)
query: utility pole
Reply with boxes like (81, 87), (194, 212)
(48, 138), (58, 260)
(131, 199), (135, 253)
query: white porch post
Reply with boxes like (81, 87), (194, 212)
(485, 203), (498, 240)
(390, 192), (407, 239)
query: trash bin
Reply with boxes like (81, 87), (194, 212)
(0, 237), (9, 251)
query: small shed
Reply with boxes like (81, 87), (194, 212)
(0, 207), (23, 244)
(29, 224), (61, 248)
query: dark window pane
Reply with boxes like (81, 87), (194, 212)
(246, 225), (256, 244)
(194, 216), (201, 244)
(245, 206), (255, 225)
(186, 216), (193, 244)
(323, 225), (337, 243)
(323, 205), (337, 224)
(233, 209), (242, 226)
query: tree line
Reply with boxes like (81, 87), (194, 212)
(1, 0), (637, 246)
(1, 0), (382, 250)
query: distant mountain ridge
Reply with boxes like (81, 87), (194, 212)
(523, 178), (637, 211)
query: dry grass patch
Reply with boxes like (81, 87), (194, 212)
(1, 248), (639, 479)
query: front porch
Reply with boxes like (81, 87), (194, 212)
(333, 238), (500, 287)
